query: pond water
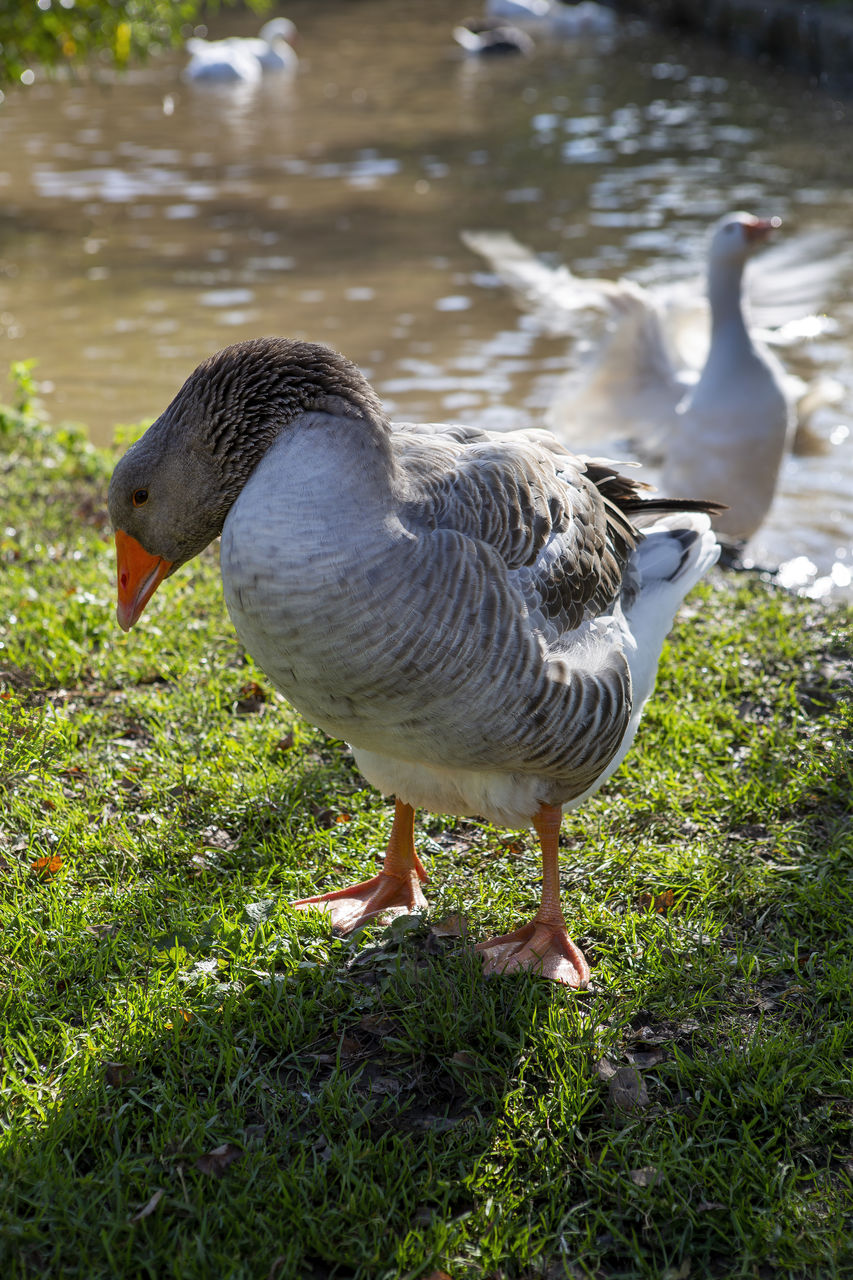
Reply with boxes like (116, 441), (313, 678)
(1, 0), (852, 596)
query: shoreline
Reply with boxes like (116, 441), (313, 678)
(612, 0), (853, 92)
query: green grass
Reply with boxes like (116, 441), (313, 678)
(1, 368), (851, 1279)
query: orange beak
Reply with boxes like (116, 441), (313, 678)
(743, 215), (781, 244)
(115, 529), (173, 632)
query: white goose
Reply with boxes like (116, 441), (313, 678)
(453, 18), (536, 57)
(486, 0), (616, 35)
(108, 338), (719, 986)
(464, 214), (815, 544)
(183, 19), (297, 84)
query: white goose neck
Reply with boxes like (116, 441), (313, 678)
(707, 258), (750, 348)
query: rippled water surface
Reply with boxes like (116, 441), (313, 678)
(2, 0), (852, 593)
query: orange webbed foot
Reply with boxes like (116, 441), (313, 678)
(475, 919), (590, 987)
(292, 868), (428, 934)
(292, 799), (428, 933)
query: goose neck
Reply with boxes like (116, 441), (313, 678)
(707, 260), (750, 346)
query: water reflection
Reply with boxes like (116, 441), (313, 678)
(0, 0), (851, 593)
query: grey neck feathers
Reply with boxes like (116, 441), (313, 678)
(160, 337), (391, 499)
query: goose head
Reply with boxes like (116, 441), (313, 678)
(706, 211), (781, 325)
(708, 211), (781, 272)
(108, 337), (387, 631)
(257, 18), (298, 49)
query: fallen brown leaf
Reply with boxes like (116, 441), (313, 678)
(629, 1165), (661, 1188)
(638, 888), (675, 914)
(30, 854), (63, 877)
(87, 922), (119, 940)
(430, 914), (469, 938)
(357, 1013), (394, 1037)
(234, 681), (267, 714)
(195, 1143), (242, 1177)
(129, 1188), (165, 1224)
(311, 806), (337, 829)
(625, 1046), (666, 1069)
(164, 1009), (193, 1030)
(364, 1074), (401, 1097)
(607, 1066), (650, 1120)
(201, 826), (236, 851)
(104, 1062), (135, 1087)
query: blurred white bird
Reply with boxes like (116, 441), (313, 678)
(454, 17), (536, 56)
(464, 214), (846, 544)
(486, 0), (616, 35)
(183, 19), (297, 84)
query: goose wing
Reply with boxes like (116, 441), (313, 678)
(397, 422), (638, 628)
(389, 423), (639, 792)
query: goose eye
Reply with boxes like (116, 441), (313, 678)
(132, 488), (149, 507)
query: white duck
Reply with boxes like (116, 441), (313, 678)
(226, 19), (298, 73)
(183, 19), (297, 84)
(108, 338), (719, 986)
(465, 213), (798, 545)
(454, 17), (536, 57)
(486, 0), (616, 34)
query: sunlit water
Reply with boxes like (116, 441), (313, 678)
(1, 0), (851, 596)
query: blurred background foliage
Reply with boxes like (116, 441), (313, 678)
(0, 0), (267, 85)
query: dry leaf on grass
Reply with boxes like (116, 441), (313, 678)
(234, 681), (267, 714)
(311, 805), (337, 829)
(164, 1009), (193, 1030)
(30, 854), (63, 877)
(607, 1066), (650, 1120)
(625, 1046), (666, 1069)
(363, 1073), (401, 1098)
(87, 921), (119, 939)
(338, 1034), (361, 1059)
(201, 826), (236, 851)
(104, 1062), (135, 1087)
(129, 1188), (165, 1223)
(357, 1013), (394, 1037)
(195, 1143), (242, 1176)
(430, 914), (469, 938)
(637, 888), (676, 914)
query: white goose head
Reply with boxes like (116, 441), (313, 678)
(706, 211), (781, 329)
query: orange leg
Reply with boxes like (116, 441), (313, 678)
(292, 799), (429, 932)
(475, 804), (590, 987)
